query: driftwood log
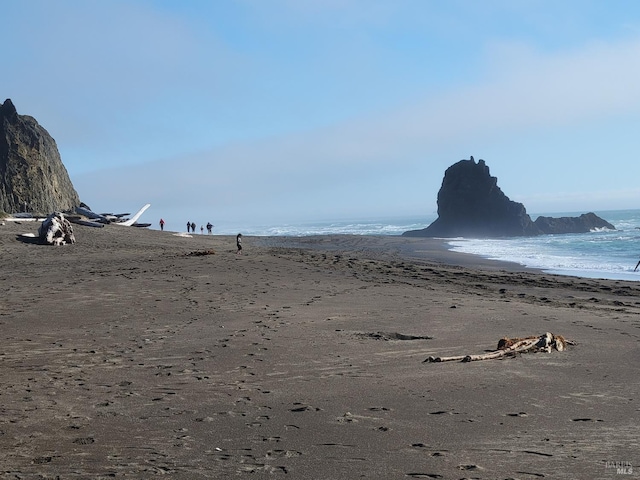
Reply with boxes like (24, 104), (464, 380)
(425, 332), (569, 363)
(38, 212), (76, 245)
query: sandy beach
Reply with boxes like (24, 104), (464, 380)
(0, 221), (638, 479)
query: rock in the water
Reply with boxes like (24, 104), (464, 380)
(1, 99), (80, 215)
(533, 212), (614, 234)
(404, 157), (538, 237)
(404, 157), (615, 238)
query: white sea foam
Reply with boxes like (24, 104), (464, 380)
(448, 210), (640, 281)
(233, 216), (435, 237)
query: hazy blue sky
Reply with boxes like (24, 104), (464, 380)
(3, 0), (640, 232)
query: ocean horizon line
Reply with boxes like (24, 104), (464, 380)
(151, 207), (635, 237)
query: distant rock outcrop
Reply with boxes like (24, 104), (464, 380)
(403, 157), (615, 238)
(533, 213), (614, 234)
(0, 98), (80, 215)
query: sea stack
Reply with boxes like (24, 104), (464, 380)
(404, 157), (615, 237)
(0, 98), (80, 215)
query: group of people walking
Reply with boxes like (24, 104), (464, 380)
(158, 218), (243, 254)
(158, 219), (214, 234)
(184, 221), (213, 234)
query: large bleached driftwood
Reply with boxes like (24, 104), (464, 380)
(424, 332), (569, 363)
(38, 212), (76, 245)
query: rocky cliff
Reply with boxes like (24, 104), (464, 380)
(403, 157), (614, 237)
(0, 98), (80, 215)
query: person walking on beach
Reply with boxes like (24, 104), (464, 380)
(159, 218), (165, 231)
(200, 225), (204, 235)
(236, 233), (243, 255)
(191, 222), (196, 233)
(206, 222), (213, 234)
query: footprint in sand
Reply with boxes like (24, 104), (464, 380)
(33, 456), (53, 464)
(290, 403), (322, 412)
(73, 436), (95, 445)
(265, 449), (302, 459)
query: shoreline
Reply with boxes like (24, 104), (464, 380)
(1, 222), (638, 478)
(254, 233), (546, 272)
(260, 233), (640, 282)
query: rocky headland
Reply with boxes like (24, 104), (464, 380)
(0, 98), (80, 215)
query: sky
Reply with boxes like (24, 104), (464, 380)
(3, 0), (640, 233)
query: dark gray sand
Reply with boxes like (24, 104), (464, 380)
(1, 221), (638, 479)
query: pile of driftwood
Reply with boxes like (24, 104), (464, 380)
(425, 332), (570, 363)
(38, 212), (76, 245)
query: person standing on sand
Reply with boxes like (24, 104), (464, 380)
(236, 233), (243, 255)
(159, 218), (165, 231)
(200, 225), (204, 235)
(206, 222), (213, 234)
(191, 222), (196, 233)
(186, 221), (191, 233)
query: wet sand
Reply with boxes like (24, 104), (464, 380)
(1, 221), (638, 479)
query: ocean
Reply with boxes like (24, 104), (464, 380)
(236, 215), (434, 237)
(448, 209), (640, 281)
(234, 209), (640, 282)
